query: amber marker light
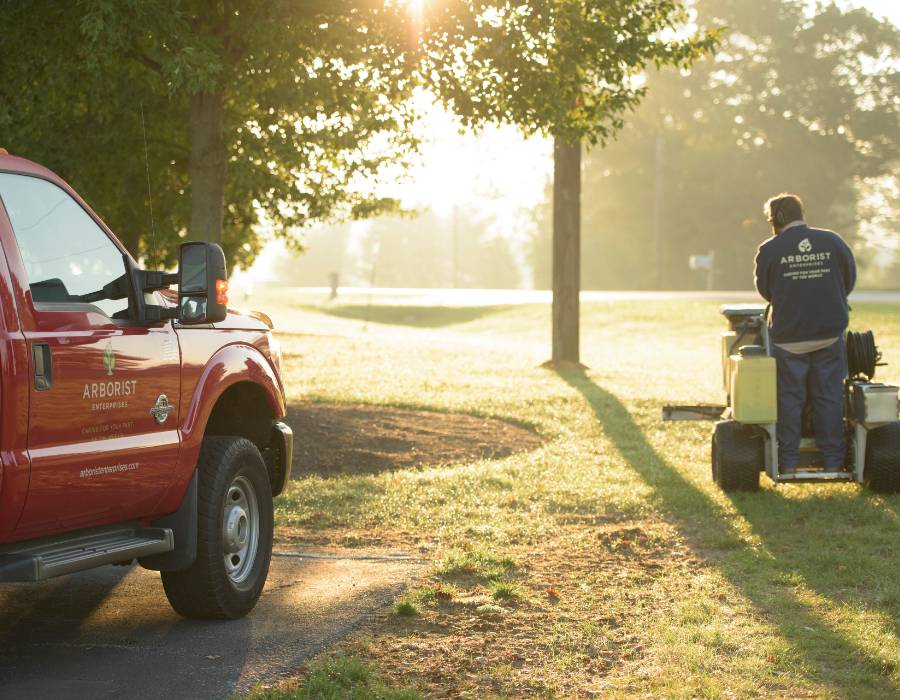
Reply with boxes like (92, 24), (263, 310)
(216, 279), (229, 305)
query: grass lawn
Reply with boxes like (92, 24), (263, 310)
(255, 289), (900, 699)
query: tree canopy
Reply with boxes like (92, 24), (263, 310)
(0, 1), (419, 269)
(0, 0), (717, 300)
(419, 0), (717, 143)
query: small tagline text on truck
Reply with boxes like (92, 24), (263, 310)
(0, 149), (292, 619)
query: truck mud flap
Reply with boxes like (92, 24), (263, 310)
(139, 470), (198, 572)
(265, 421), (294, 497)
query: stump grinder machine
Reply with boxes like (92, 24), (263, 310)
(664, 304), (900, 493)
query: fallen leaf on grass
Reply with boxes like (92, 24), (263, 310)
(546, 585), (560, 600)
(434, 584), (454, 602)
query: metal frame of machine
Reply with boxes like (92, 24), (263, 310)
(664, 304), (900, 492)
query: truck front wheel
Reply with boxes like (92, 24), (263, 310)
(162, 437), (274, 619)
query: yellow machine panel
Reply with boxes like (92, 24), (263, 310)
(730, 354), (777, 423)
(721, 331), (737, 394)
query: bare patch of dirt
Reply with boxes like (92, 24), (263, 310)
(329, 519), (709, 698)
(287, 403), (543, 476)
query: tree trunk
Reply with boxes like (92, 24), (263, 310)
(551, 137), (581, 365)
(189, 90), (225, 244)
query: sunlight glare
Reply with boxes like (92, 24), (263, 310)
(403, 0), (426, 22)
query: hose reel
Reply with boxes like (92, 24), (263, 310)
(846, 330), (883, 381)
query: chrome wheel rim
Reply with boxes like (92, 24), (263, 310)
(222, 475), (259, 585)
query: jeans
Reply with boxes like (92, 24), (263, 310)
(772, 337), (847, 469)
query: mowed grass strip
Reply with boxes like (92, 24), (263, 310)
(261, 290), (900, 698)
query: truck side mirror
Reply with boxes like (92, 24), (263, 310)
(178, 242), (229, 325)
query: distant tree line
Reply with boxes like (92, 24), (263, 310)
(531, 0), (899, 290)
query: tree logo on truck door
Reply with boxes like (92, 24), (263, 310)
(150, 394), (175, 425)
(103, 342), (116, 376)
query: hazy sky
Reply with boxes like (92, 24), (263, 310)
(848, 0), (899, 24)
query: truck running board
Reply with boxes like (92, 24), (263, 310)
(0, 526), (173, 582)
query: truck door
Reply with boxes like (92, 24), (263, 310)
(0, 172), (181, 540)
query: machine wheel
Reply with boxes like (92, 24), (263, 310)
(712, 421), (762, 492)
(162, 437), (274, 619)
(865, 423), (900, 494)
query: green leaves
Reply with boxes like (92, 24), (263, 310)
(420, 1), (719, 144)
(1, 1), (420, 269)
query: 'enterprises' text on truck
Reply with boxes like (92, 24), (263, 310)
(0, 150), (292, 619)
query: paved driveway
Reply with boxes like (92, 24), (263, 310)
(0, 550), (419, 699)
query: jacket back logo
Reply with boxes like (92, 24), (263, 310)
(798, 238), (812, 253)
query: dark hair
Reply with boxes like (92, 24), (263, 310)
(764, 193), (804, 228)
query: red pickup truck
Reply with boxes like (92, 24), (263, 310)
(0, 150), (292, 619)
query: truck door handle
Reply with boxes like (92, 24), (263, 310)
(32, 343), (52, 391)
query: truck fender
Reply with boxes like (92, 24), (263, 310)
(182, 342), (285, 448)
(153, 343), (285, 517)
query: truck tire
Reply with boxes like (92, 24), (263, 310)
(865, 423), (900, 494)
(161, 437), (273, 619)
(712, 421), (762, 492)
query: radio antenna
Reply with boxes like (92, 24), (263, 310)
(139, 102), (157, 262)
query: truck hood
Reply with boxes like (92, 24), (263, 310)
(158, 289), (273, 331)
(214, 308), (274, 331)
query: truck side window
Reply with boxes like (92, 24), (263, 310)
(0, 173), (129, 318)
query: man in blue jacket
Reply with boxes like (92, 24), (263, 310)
(754, 193), (856, 471)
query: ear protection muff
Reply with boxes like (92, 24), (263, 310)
(773, 201), (785, 226)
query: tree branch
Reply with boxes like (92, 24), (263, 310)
(133, 52), (164, 75)
(297, 0), (385, 16)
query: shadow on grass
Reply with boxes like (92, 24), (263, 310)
(727, 486), (900, 645)
(305, 304), (511, 328)
(557, 366), (899, 697)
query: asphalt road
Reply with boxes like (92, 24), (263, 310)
(0, 550), (420, 699)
